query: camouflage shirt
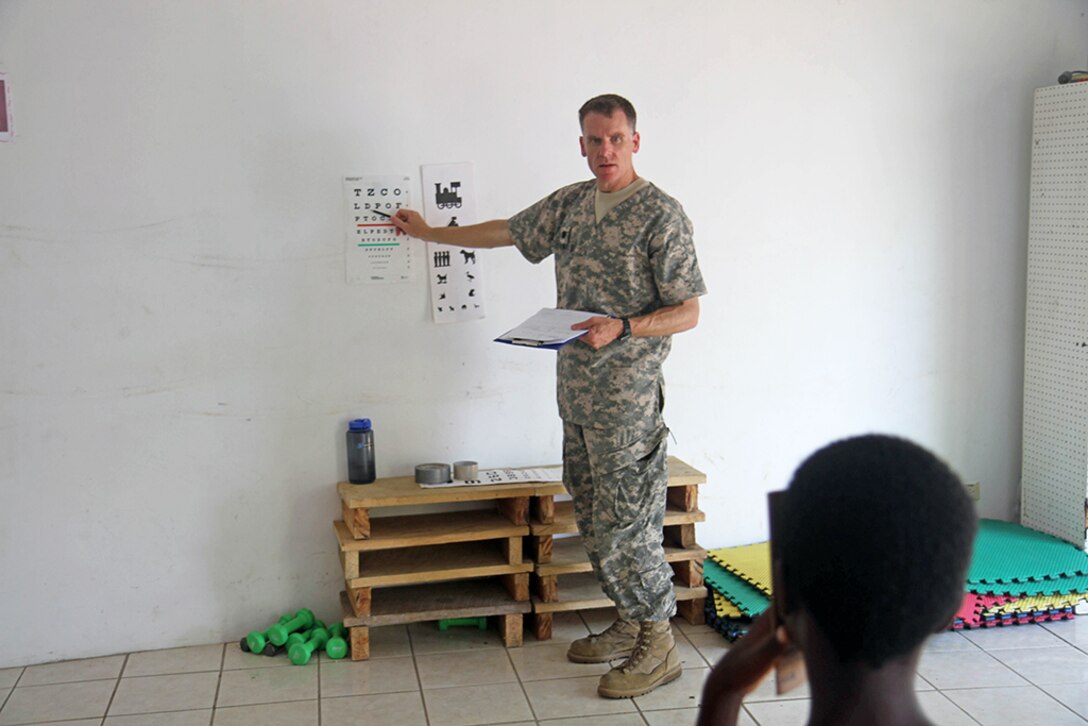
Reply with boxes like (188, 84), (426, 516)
(508, 180), (706, 427)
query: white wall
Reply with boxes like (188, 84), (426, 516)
(1, 0), (1085, 667)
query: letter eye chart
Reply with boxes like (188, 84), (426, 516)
(422, 162), (486, 323)
(343, 176), (415, 284)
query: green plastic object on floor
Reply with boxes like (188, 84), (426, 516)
(267, 609), (315, 647)
(438, 617), (488, 631)
(285, 627), (314, 650)
(288, 626), (329, 665)
(325, 623), (348, 660)
(244, 612), (293, 655)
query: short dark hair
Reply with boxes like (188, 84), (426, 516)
(779, 434), (977, 668)
(578, 94), (637, 132)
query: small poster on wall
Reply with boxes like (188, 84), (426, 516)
(343, 175), (416, 284)
(0, 73), (12, 142)
(421, 162), (485, 324)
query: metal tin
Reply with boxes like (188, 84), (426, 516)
(415, 463), (452, 484)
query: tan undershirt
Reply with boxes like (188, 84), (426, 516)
(595, 177), (649, 223)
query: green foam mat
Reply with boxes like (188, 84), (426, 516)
(967, 519), (1088, 585)
(969, 573), (1088, 597)
(704, 557), (770, 617)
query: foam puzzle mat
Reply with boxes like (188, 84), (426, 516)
(704, 518), (1088, 640)
(703, 557), (770, 617)
(707, 542), (772, 596)
(967, 519), (1088, 585)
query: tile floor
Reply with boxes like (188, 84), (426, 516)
(1, 609), (1087, 725)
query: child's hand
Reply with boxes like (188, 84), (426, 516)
(697, 610), (792, 726)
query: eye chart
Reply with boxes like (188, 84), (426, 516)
(343, 176), (415, 284)
(421, 162), (485, 323)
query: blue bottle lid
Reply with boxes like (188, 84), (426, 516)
(349, 418), (372, 432)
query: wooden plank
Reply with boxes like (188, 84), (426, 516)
(531, 572), (707, 614)
(529, 612), (553, 641)
(338, 470), (565, 509)
(665, 456), (707, 487)
(334, 512), (528, 552)
(337, 456), (699, 510)
(496, 496), (530, 526)
(533, 573), (559, 603)
(501, 536), (522, 565)
(347, 585), (372, 617)
(531, 500), (705, 535)
(677, 598), (706, 626)
(347, 541), (532, 588)
(349, 625), (370, 661)
(342, 501), (371, 539)
(339, 581), (532, 628)
(670, 558), (704, 588)
(502, 572), (530, 602)
(532, 495), (556, 525)
(666, 484), (699, 513)
(665, 523), (697, 549)
(537, 537), (706, 576)
(528, 534), (553, 564)
(499, 613), (523, 648)
(340, 550), (360, 580)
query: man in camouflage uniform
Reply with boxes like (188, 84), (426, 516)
(392, 94), (706, 699)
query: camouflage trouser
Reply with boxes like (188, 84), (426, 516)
(562, 419), (676, 622)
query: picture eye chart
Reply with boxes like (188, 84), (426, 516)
(421, 162), (485, 323)
(343, 176), (416, 284)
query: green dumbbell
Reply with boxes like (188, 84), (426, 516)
(244, 613), (292, 655)
(267, 608), (315, 647)
(288, 626), (329, 665)
(285, 629), (310, 649)
(325, 623), (348, 660)
(284, 619), (326, 648)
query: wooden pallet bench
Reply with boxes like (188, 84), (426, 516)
(338, 472), (565, 540)
(339, 578), (532, 660)
(333, 457), (709, 655)
(334, 467), (565, 660)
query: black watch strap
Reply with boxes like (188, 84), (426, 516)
(619, 317), (632, 340)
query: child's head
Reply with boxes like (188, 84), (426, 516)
(779, 434), (977, 667)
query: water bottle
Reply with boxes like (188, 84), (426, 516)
(346, 419), (376, 484)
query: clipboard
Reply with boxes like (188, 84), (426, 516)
(494, 307), (598, 350)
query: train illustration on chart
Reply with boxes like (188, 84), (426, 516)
(434, 182), (463, 209)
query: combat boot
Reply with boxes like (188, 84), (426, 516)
(566, 618), (639, 663)
(596, 620), (681, 698)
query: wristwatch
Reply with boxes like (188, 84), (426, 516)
(618, 317), (632, 340)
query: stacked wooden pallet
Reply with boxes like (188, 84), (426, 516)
(332, 458), (708, 659)
(334, 472), (564, 660)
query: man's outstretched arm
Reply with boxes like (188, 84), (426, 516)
(391, 209), (514, 249)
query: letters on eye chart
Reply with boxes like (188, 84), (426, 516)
(343, 175), (416, 284)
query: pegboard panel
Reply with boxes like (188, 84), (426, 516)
(1021, 82), (1088, 549)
